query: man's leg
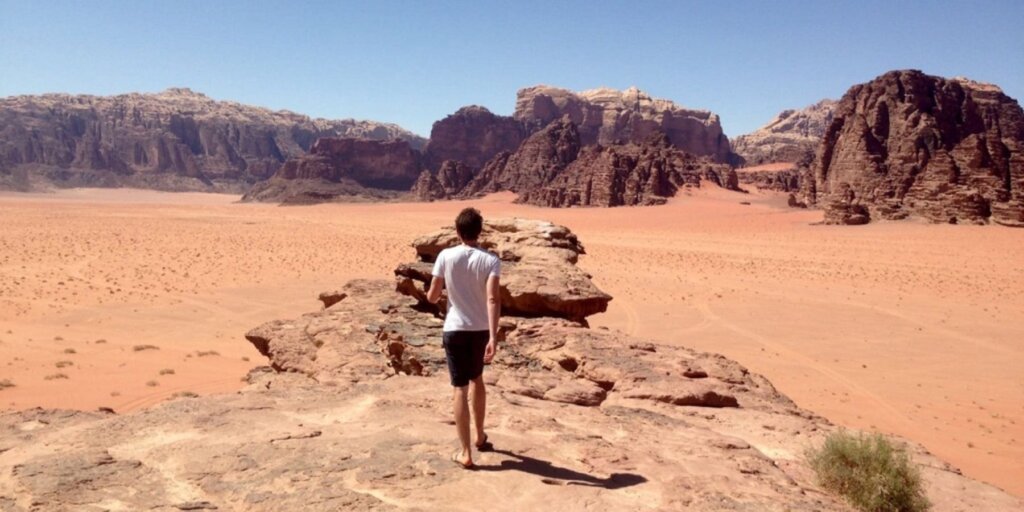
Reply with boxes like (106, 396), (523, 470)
(453, 385), (473, 466)
(470, 376), (486, 446)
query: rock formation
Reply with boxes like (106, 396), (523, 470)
(518, 133), (738, 207)
(461, 118), (583, 197)
(515, 85), (733, 162)
(732, 100), (836, 166)
(734, 167), (805, 193)
(422, 106), (526, 171)
(460, 121), (739, 207)
(242, 138), (422, 203)
(394, 219), (611, 322)
(3, 220), (1020, 511)
(411, 160), (474, 201)
(0, 88), (425, 192)
(810, 70), (1024, 226)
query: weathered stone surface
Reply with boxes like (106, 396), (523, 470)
(735, 166), (804, 193)
(461, 118), (582, 197)
(396, 218), (609, 322)
(516, 133), (738, 207)
(0, 88), (425, 192)
(515, 85), (733, 163)
(422, 106), (526, 171)
(410, 160), (475, 201)
(810, 70), (1024, 226)
(732, 99), (836, 166)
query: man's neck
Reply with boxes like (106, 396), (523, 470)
(461, 240), (479, 248)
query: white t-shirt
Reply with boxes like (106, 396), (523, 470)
(432, 245), (501, 332)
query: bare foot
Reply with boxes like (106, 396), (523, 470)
(451, 450), (474, 469)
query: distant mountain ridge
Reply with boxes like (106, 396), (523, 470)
(731, 99), (837, 166)
(0, 88), (426, 192)
(245, 85), (738, 205)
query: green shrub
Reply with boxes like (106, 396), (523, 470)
(807, 431), (929, 512)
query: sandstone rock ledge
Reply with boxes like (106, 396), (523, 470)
(1, 221), (1020, 511)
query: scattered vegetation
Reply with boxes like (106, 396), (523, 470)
(159, 368), (175, 375)
(196, 350), (220, 357)
(806, 431), (930, 512)
(145, 380), (159, 387)
(0, 379), (14, 390)
(55, 360), (74, 368)
(44, 373), (69, 380)
(172, 391), (199, 399)
(63, 348), (76, 354)
(94, 339), (108, 344)
(133, 344), (160, 352)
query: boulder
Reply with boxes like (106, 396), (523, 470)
(396, 218), (609, 322)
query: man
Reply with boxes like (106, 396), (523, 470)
(426, 207), (500, 469)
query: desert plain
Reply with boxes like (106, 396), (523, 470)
(0, 187), (1021, 498)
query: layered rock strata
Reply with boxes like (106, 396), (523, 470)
(515, 85), (733, 162)
(810, 70), (1024, 226)
(242, 138), (422, 203)
(0, 88), (425, 192)
(516, 133), (738, 207)
(732, 100), (836, 166)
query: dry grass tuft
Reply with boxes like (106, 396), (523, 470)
(807, 431), (930, 512)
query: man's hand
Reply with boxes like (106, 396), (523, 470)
(484, 339), (496, 364)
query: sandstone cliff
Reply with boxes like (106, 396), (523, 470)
(422, 106), (526, 171)
(2, 220), (1019, 511)
(515, 85), (733, 163)
(242, 137), (422, 203)
(732, 99), (836, 166)
(0, 88), (426, 192)
(460, 120), (739, 207)
(809, 70), (1024, 226)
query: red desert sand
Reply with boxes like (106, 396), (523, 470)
(0, 187), (1021, 496)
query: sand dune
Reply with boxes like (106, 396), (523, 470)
(0, 187), (1021, 496)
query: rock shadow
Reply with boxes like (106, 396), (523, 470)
(477, 449), (646, 489)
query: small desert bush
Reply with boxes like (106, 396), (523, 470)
(196, 350), (220, 357)
(0, 379), (14, 389)
(133, 344), (160, 352)
(44, 373), (69, 380)
(55, 360), (74, 368)
(806, 431), (929, 512)
(159, 368), (175, 375)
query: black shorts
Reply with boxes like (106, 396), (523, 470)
(442, 330), (489, 387)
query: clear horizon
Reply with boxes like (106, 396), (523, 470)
(2, 0), (1022, 138)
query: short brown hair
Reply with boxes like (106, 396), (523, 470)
(455, 208), (483, 241)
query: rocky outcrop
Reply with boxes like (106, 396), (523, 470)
(2, 221), (1021, 511)
(732, 100), (836, 166)
(394, 218), (611, 322)
(410, 160), (474, 201)
(0, 88), (425, 192)
(460, 121), (738, 207)
(242, 138), (422, 203)
(515, 85), (733, 162)
(518, 133), (738, 207)
(810, 70), (1024, 226)
(735, 166), (804, 193)
(461, 118), (582, 197)
(422, 106), (526, 171)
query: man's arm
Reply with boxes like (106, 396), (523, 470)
(484, 274), (500, 363)
(426, 276), (444, 304)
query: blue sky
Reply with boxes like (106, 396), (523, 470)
(1, 1), (1022, 137)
